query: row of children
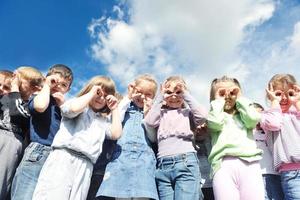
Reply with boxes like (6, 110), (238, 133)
(0, 65), (299, 200)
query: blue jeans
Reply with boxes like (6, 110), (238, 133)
(281, 170), (300, 200)
(10, 142), (51, 200)
(263, 174), (284, 200)
(155, 152), (202, 200)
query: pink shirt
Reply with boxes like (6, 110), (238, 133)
(261, 107), (300, 171)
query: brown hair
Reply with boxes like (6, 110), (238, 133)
(209, 76), (241, 102)
(164, 75), (187, 87)
(77, 76), (116, 97)
(134, 74), (158, 94)
(0, 70), (13, 79)
(16, 66), (44, 88)
(46, 64), (73, 86)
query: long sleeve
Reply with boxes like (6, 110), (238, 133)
(7, 92), (30, 118)
(144, 93), (163, 128)
(183, 92), (207, 128)
(236, 97), (260, 129)
(260, 107), (283, 132)
(207, 99), (225, 132)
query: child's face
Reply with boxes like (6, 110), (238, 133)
(0, 74), (11, 95)
(50, 74), (71, 95)
(131, 80), (156, 108)
(164, 81), (185, 109)
(215, 81), (240, 113)
(273, 84), (293, 112)
(19, 76), (36, 100)
(89, 91), (107, 112)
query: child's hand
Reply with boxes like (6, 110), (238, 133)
(90, 85), (104, 97)
(266, 83), (282, 103)
(289, 84), (300, 105)
(45, 74), (60, 89)
(194, 123), (208, 141)
(11, 72), (21, 92)
(143, 96), (153, 115)
(215, 87), (240, 100)
(52, 92), (65, 106)
(106, 95), (118, 110)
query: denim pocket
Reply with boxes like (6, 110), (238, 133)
(281, 170), (300, 182)
(184, 157), (200, 178)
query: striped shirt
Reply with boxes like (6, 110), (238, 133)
(261, 107), (300, 171)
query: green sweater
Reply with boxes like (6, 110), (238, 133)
(208, 97), (262, 176)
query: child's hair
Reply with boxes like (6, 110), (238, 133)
(134, 74), (158, 94)
(210, 76), (241, 102)
(268, 74), (297, 91)
(0, 70), (13, 79)
(164, 75), (186, 87)
(77, 76), (116, 97)
(17, 66), (44, 88)
(77, 76), (116, 114)
(46, 64), (73, 87)
(253, 102), (264, 111)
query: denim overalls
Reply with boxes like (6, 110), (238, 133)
(97, 103), (158, 199)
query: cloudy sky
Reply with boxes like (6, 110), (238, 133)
(1, 0), (300, 107)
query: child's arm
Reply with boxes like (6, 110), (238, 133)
(106, 95), (122, 140)
(207, 99), (226, 132)
(8, 74), (30, 118)
(236, 97), (261, 129)
(61, 85), (101, 118)
(183, 91), (207, 127)
(260, 108), (282, 132)
(33, 75), (58, 113)
(144, 93), (163, 128)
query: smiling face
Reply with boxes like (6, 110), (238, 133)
(164, 81), (185, 109)
(273, 84), (294, 113)
(214, 81), (241, 114)
(89, 92), (107, 112)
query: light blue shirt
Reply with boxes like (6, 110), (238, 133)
(51, 98), (112, 164)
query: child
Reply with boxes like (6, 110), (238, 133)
(145, 76), (207, 200)
(98, 74), (159, 200)
(11, 64), (73, 200)
(0, 67), (43, 200)
(0, 70), (13, 95)
(260, 74), (300, 200)
(87, 92), (123, 200)
(207, 76), (264, 200)
(253, 103), (283, 200)
(32, 75), (122, 200)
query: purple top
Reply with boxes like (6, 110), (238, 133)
(260, 107), (300, 171)
(144, 92), (207, 158)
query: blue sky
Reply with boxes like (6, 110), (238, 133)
(1, 0), (300, 106)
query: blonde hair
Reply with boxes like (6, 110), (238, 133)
(46, 64), (73, 86)
(209, 76), (241, 102)
(16, 66), (44, 88)
(134, 74), (158, 94)
(268, 74), (297, 91)
(164, 75), (186, 87)
(77, 76), (116, 97)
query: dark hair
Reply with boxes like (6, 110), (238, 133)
(209, 76), (241, 102)
(252, 102), (264, 111)
(46, 64), (73, 87)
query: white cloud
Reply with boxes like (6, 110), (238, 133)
(88, 0), (276, 104)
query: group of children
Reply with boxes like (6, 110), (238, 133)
(0, 65), (300, 200)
